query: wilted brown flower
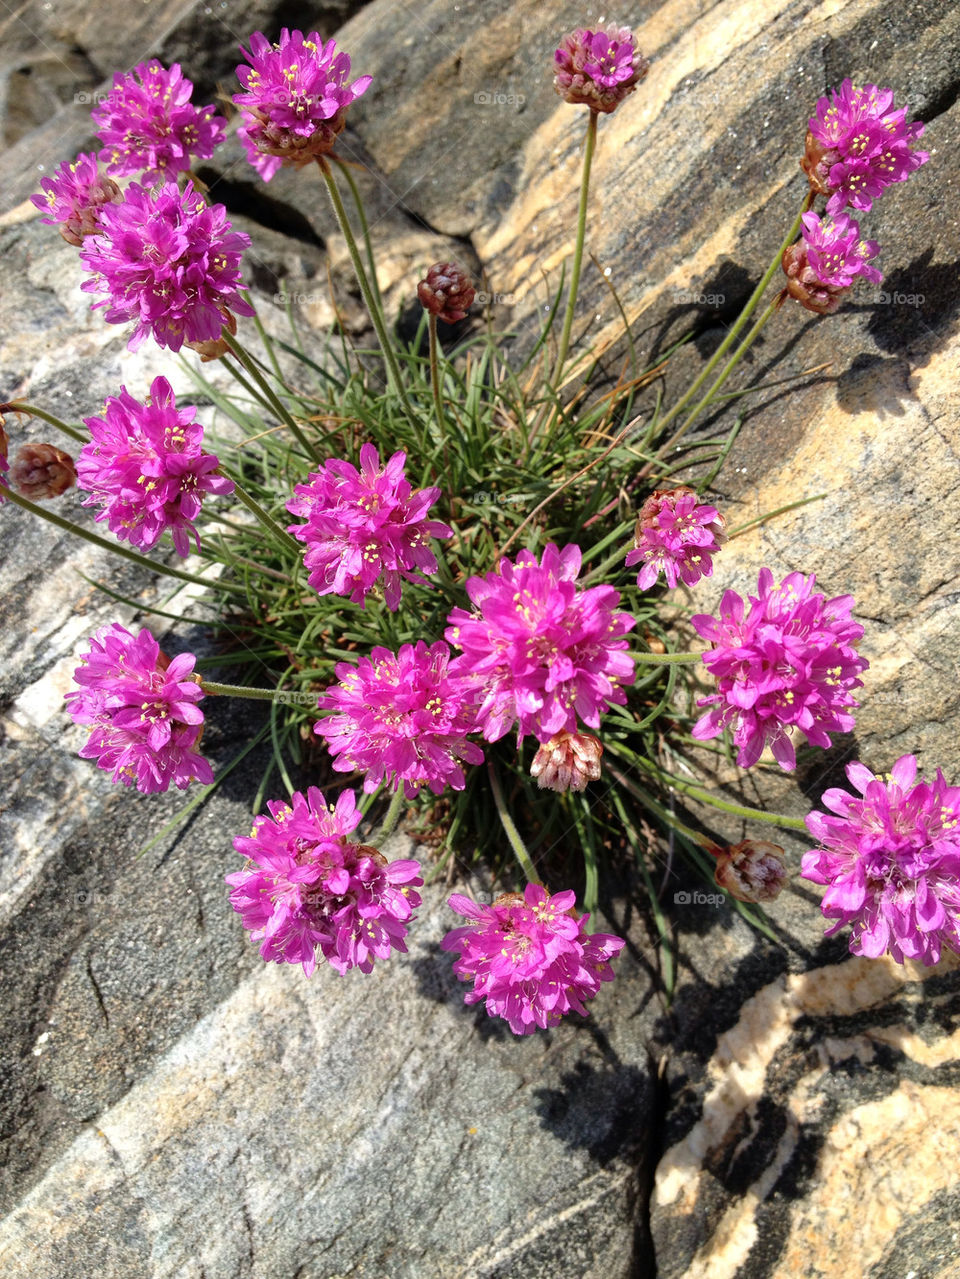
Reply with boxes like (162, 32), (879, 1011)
(711, 840), (787, 903)
(10, 443), (76, 500)
(530, 731), (603, 793)
(417, 262), (475, 324)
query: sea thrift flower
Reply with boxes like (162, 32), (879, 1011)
(626, 487), (725, 590)
(782, 211), (881, 314)
(286, 444), (452, 609)
(691, 567), (868, 770)
(711, 839), (787, 903)
(93, 59), (226, 183)
(79, 180), (254, 352)
(801, 80), (929, 216)
(802, 755), (960, 965)
(226, 787), (423, 977)
(442, 884), (625, 1035)
(554, 26), (648, 114)
(234, 29), (372, 180)
(30, 152), (121, 246)
(9, 443), (76, 500)
(445, 543), (635, 745)
(530, 731), (603, 792)
(77, 376), (234, 556)
(417, 263), (476, 323)
(316, 640), (484, 797)
(65, 623), (211, 793)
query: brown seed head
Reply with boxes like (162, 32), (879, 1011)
(530, 731), (603, 793)
(712, 840), (787, 903)
(10, 442), (76, 500)
(417, 262), (476, 324)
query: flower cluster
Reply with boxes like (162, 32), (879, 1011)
(446, 543), (635, 744)
(65, 624), (211, 793)
(79, 180), (254, 352)
(77, 376), (233, 556)
(803, 755), (960, 965)
(287, 444), (452, 609)
(442, 884), (625, 1034)
(417, 262), (476, 324)
(554, 26), (648, 114)
(9, 443), (76, 500)
(691, 568), (868, 770)
(626, 487), (726, 590)
(30, 153), (121, 246)
(93, 59), (225, 183)
(782, 211), (881, 314)
(802, 80), (929, 216)
(316, 641), (483, 797)
(226, 787), (423, 977)
(234, 30), (372, 180)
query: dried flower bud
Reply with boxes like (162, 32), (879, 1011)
(553, 27), (649, 114)
(530, 731), (603, 793)
(712, 840), (787, 903)
(417, 262), (475, 323)
(10, 443), (76, 500)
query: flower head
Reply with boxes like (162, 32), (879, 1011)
(554, 27), (648, 114)
(79, 180), (254, 352)
(30, 153), (121, 246)
(65, 623), (211, 793)
(77, 376), (234, 556)
(286, 443), (452, 609)
(93, 59), (226, 183)
(9, 443), (76, 500)
(445, 543), (635, 745)
(234, 29), (372, 180)
(226, 787), (423, 977)
(316, 640), (483, 797)
(802, 755), (960, 965)
(691, 567), (868, 770)
(442, 884), (625, 1035)
(782, 211), (881, 314)
(417, 262), (476, 323)
(802, 80), (929, 216)
(530, 731), (603, 792)
(626, 486), (725, 590)
(711, 839), (787, 903)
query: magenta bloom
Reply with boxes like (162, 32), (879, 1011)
(803, 80), (929, 215)
(626, 486), (725, 590)
(79, 180), (254, 352)
(93, 59), (225, 184)
(445, 543), (635, 745)
(691, 567), (868, 771)
(802, 755), (960, 965)
(77, 376), (234, 556)
(226, 787), (423, 977)
(234, 29), (372, 180)
(286, 443), (452, 609)
(442, 884), (625, 1035)
(554, 26), (649, 114)
(782, 211), (881, 314)
(65, 623), (212, 793)
(30, 153), (121, 246)
(316, 641), (484, 797)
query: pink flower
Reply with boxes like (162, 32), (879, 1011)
(79, 180), (254, 352)
(445, 543), (635, 744)
(782, 212), (881, 315)
(65, 623), (212, 793)
(93, 59), (226, 183)
(802, 80), (929, 216)
(802, 755), (960, 965)
(625, 487), (725, 590)
(286, 443), (452, 609)
(234, 29), (372, 180)
(77, 376), (234, 557)
(441, 884), (625, 1035)
(226, 787), (423, 977)
(315, 640), (484, 797)
(691, 567), (868, 770)
(554, 26), (648, 114)
(30, 153), (121, 246)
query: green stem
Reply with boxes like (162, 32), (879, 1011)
(633, 651), (703, 666)
(200, 681), (293, 701)
(373, 787), (407, 844)
(726, 493), (828, 539)
(427, 312), (449, 442)
(1, 486), (245, 593)
(220, 332), (320, 463)
(488, 762), (542, 886)
(552, 109), (599, 387)
(317, 158), (414, 420)
(3, 402), (87, 443)
(229, 479), (301, 557)
(331, 156), (385, 313)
